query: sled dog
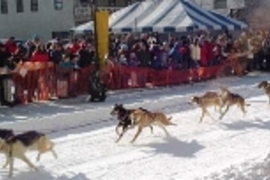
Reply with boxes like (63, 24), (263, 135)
(127, 109), (176, 143)
(258, 81), (270, 104)
(191, 91), (223, 122)
(0, 131), (57, 177)
(219, 87), (250, 119)
(111, 104), (154, 142)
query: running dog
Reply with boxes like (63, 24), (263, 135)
(0, 130), (57, 177)
(110, 104), (153, 143)
(128, 109), (176, 143)
(258, 81), (270, 104)
(191, 91), (223, 123)
(219, 87), (250, 119)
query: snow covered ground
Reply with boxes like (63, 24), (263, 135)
(1, 73), (270, 180)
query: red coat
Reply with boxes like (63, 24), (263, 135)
(5, 41), (17, 54)
(200, 41), (214, 66)
(31, 53), (49, 62)
(68, 43), (80, 54)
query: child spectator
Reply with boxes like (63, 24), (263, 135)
(128, 52), (139, 67)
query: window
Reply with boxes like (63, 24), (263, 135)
(80, 0), (89, 7)
(31, 0), (38, 12)
(108, 0), (116, 6)
(16, 0), (24, 13)
(125, 0), (132, 6)
(54, 0), (63, 10)
(52, 31), (70, 39)
(214, 0), (227, 9)
(1, 0), (8, 14)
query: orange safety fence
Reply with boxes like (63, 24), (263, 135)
(6, 55), (240, 105)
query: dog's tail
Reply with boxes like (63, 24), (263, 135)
(39, 135), (58, 159)
(39, 136), (53, 150)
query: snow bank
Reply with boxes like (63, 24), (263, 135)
(203, 153), (270, 180)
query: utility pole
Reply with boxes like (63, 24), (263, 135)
(88, 0), (107, 103)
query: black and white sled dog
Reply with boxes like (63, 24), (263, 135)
(110, 104), (154, 142)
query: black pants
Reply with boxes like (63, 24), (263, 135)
(89, 80), (107, 102)
(263, 53), (270, 71)
(253, 52), (264, 71)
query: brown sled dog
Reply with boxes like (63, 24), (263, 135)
(191, 91), (223, 123)
(219, 87), (250, 119)
(126, 109), (176, 143)
(258, 81), (270, 104)
(0, 131), (57, 177)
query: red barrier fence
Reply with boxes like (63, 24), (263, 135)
(106, 65), (224, 89)
(4, 55), (239, 105)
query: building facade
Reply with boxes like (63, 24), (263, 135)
(1, 0), (250, 41)
(0, 0), (141, 41)
(0, 0), (76, 41)
(191, 0), (245, 15)
(244, 0), (270, 29)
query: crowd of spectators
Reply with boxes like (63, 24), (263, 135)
(0, 35), (95, 72)
(1, 30), (270, 73)
(108, 31), (234, 70)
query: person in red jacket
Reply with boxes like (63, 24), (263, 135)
(4, 37), (17, 55)
(31, 44), (49, 62)
(200, 39), (214, 67)
(67, 38), (80, 55)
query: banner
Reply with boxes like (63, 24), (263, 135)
(95, 11), (109, 67)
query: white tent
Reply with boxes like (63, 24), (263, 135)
(71, 0), (247, 34)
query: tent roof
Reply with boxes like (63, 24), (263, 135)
(72, 0), (247, 34)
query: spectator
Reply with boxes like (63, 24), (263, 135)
(200, 39), (212, 67)
(119, 54), (127, 65)
(59, 54), (74, 70)
(67, 38), (80, 55)
(5, 37), (17, 55)
(136, 43), (151, 67)
(78, 43), (94, 68)
(49, 43), (64, 64)
(31, 44), (49, 62)
(160, 42), (169, 68)
(190, 38), (200, 68)
(179, 39), (191, 69)
(13, 43), (27, 63)
(27, 35), (41, 58)
(128, 52), (139, 67)
(166, 57), (178, 70)
(0, 44), (10, 67)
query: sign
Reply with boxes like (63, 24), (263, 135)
(97, 7), (122, 15)
(74, 6), (92, 22)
